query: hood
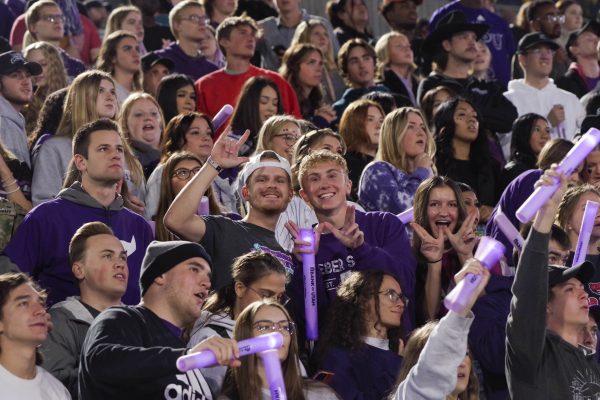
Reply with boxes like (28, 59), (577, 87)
(57, 181), (123, 211)
(197, 310), (235, 330)
(51, 296), (95, 324)
(506, 78), (556, 94)
(0, 94), (24, 129)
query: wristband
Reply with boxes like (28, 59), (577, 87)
(206, 157), (223, 173)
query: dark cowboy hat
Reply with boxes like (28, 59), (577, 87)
(421, 10), (489, 54)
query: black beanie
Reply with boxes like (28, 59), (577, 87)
(139, 241), (212, 295)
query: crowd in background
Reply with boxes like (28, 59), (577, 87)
(2, 0), (600, 399)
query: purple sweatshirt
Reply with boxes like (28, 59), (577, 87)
(290, 209), (417, 332)
(2, 182), (153, 306)
(429, 1), (515, 85)
(153, 42), (218, 81)
(485, 169), (542, 263)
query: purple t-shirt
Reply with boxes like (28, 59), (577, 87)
(429, 1), (515, 85)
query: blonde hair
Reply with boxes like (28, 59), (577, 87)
(374, 31), (415, 80)
(104, 5), (142, 41)
(22, 42), (69, 134)
(24, 0), (60, 48)
(169, 0), (204, 39)
(290, 19), (336, 71)
(96, 30), (143, 92)
(377, 107), (436, 174)
(254, 115), (300, 155)
(298, 150), (349, 191)
(56, 70), (117, 139)
(118, 92), (165, 146)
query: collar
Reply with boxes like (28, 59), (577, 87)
(362, 336), (390, 351)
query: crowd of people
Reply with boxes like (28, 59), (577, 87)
(2, 0), (600, 399)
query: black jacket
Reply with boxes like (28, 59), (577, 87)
(376, 69), (418, 108)
(556, 67), (590, 99)
(79, 306), (212, 399)
(417, 73), (517, 133)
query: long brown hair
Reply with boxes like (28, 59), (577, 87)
(339, 99), (383, 153)
(280, 44), (324, 118)
(96, 30), (143, 92)
(412, 176), (467, 261)
(222, 300), (305, 400)
(154, 151), (221, 240)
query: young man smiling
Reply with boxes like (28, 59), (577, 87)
(165, 129), (293, 290)
(289, 150), (416, 331)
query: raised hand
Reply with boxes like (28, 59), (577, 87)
(210, 127), (251, 169)
(285, 220), (324, 262)
(321, 204), (364, 249)
(443, 212), (479, 262)
(411, 222), (444, 263)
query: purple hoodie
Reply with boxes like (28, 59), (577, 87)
(290, 209), (417, 332)
(2, 182), (153, 306)
(485, 169), (542, 263)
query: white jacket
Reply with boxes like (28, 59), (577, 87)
(503, 79), (584, 141)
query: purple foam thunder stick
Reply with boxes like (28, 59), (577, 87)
(211, 104), (234, 131)
(176, 332), (283, 372)
(572, 200), (600, 266)
(443, 237), (505, 313)
(493, 212), (524, 252)
(299, 228), (318, 341)
(397, 207), (413, 225)
(259, 349), (288, 400)
(516, 128), (600, 223)
(197, 196), (209, 216)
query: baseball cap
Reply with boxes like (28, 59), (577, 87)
(548, 261), (594, 288)
(238, 151), (292, 187)
(0, 51), (42, 76)
(141, 52), (175, 73)
(517, 32), (560, 54)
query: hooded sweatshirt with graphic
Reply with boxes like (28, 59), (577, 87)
(2, 182), (153, 305)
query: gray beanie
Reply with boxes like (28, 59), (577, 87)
(140, 241), (212, 295)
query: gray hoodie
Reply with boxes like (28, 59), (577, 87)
(188, 310), (235, 395)
(0, 94), (30, 167)
(40, 296), (96, 399)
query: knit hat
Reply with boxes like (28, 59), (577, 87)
(140, 241), (212, 295)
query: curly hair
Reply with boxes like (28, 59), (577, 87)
(316, 269), (404, 366)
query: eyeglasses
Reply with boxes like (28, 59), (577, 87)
(527, 47), (556, 57)
(273, 134), (300, 146)
(253, 319), (296, 335)
(172, 166), (201, 180)
(537, 14), (565, 24)
(41, 14), (64, 23)
(378, 290), (409, 305)
(180, 15), (210, 26)
(247, 286), (291, 306)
